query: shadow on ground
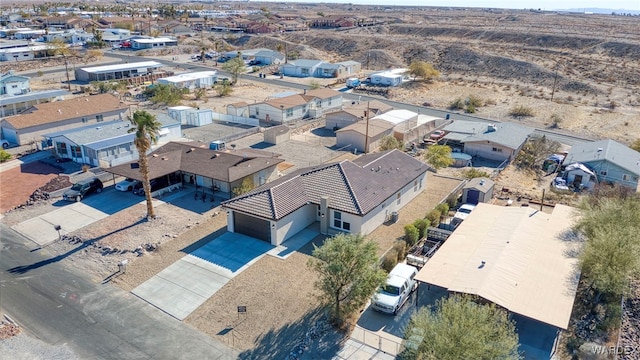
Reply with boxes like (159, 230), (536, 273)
(249, 141), (276, 150)
(7, 218), (147, 274)
(18, 161), (60, 175)
(237, 307), (346, 360)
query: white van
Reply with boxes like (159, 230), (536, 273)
(371, 263), (419, 315)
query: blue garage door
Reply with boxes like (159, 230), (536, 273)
(466, 190), (480, 205)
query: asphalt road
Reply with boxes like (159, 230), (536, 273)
(0, 223), (238, 359)
(102, 52), (594, 147)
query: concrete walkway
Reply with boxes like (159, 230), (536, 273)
(132, 232), (273, 320)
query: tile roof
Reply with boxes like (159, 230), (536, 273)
(3, 94), (125, 130)
(105, 142), (283, 183)
(565, 139), (640, 176)
(222, 149), (429, 220)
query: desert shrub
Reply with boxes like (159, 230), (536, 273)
(467, 94), (483, 107)
(0, 149), (11, 163)
(393, 240), (408, 262)
(448, 98), (465, 110)
(413, 219), (429, 239)
(425, 209), (442, 227)
(509, 105), (535, 118)
(404, 224), (420, 246)
(381, 250), (399, 272)
(484, 98), (497, 105)
(462, 168), (491, 179)
(549, 113), (562, 128)
(37, 70), (44, 77)
(465, 103), (476, 113)
(435, 203), (449, 216)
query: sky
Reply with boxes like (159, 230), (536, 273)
(278, 0), (640, 11)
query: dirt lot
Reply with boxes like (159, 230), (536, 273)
(0, 162), (60, 213)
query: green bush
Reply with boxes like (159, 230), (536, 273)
(465, 103), (476, 113)
(381, 250), (399, 272)
(413, 219), (428, 239)
(462, 168), (491, 179)
(393, 240), (407, 262)
(425, 209), (442, 227)
(448, 98), (465, 110)
(0, 149), (11, 163)
(435, 203), (449, 216)
(404, 224), (420, 246)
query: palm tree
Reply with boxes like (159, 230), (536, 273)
(128, 110), (161, 219)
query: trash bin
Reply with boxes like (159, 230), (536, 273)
(391, 211), (399, 223)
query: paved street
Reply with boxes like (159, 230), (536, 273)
(1, 223), (238, 359)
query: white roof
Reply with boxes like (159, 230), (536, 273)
(158, 71), (217, 83)
(372, 109), (417, 125)
(0, 44), (53, 53)
(132, 37), (175, 43)
(168, 106), (193, 111)
(415, 203), (581, 329)
(79, 61), (163, 74)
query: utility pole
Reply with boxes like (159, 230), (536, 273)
(363, 102), (370, 154)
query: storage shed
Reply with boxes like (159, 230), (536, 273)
(462, 177), (494, 204)
(263, 125), (290, 145)
(167, 106), (213, 127)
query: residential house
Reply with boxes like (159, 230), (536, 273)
(222, 149), (429, 245)
(247, 89), (343, 124)
(415, 204), (580, 356)
(0, 43), (52, 62)
(442, 120), (534, 162)
(131, 37), (178, 49)
(335, 119), (395, 153)
(368, 69), (407, 87)
(0, 94), (127, 145)
(278, 20), (309, 32)
(0, 71), (29, 95)
(325, 99), (393, 130)
(563, 139), (640, 191)
(158, 71), (218, 90)
(44, 114), (181, 167)
(105, 141), (284, 198)
(0, 89), (69, 118)
(279, 59), (362, 78)
(310, 15), (356, 28)
(75, 61), (164, 82)
(254, 49), (285, 65)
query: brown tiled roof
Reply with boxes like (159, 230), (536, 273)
(305, 88), (342, 99)
(105, 142), (283, 183)
(222, 149), (429, 220)
(264, 94), (309, 110)
(4, 94), (125, 130)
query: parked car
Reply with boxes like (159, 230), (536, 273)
(430, 130), (446, 140)
(115, 178), (140, 192)
(453, 203), (476, 221)
(1, 139), (9, 149)
(63, 177), (103, 202)
(133, 178), (168, 196)
(371, 263), (418, 315)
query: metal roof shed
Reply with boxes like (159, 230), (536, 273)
(415, 203), (580, 330)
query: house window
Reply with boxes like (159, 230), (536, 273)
(333, 211), (351, 232)
(11, 85), (18, 88)
(622, 174), (630, 181)
(286, 108), (293, 117)
(600, 170), (607, 176)
(396, 192), (401, 205)
(56, 142), (68, 155)
(255, 108), (259, 115)
(492, 147), (503, 152)
(301, 68), (309, 75)
(96, 114), (104, 122)
(71, 145), (82, 158)
(82, 117), (87, 123)
(328, 98), (332, 106)
(414, 180), (418, 191)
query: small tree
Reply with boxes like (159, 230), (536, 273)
(462, 168), (491, 179)
(308, 233), (387, 325)
(232, 177), (254, 197)
(309, 80), (321, 90)
(412, 218), (429, 239)
(0, 149), (12, 163)
(401, 295), (521, 360)
(425, 209), (441, 226)
(408, 60), (440, 81)
(222, 56), (245, 84)
(513, 135), (560, 177)
(404, 224), (420, 246)
(379, 135), (403, 151)
(214, 81), (233, 97)
(423, 145), (454, 170)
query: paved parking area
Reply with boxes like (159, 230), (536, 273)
(131, 232), (274, 320)
(11, 187), (143, 246)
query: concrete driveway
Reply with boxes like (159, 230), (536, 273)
(11, 187), (142, 246)
(132, 232), (273, 320)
